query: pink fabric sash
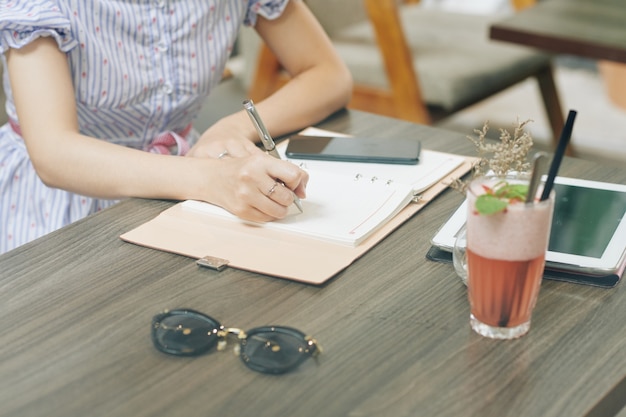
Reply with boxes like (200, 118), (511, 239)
(9, 119), (21, 136)
(146, 124), (193, 156)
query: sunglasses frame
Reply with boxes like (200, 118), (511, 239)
(151, 309), (321, 374)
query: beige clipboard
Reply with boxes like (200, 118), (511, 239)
(120, 158), (474, 285)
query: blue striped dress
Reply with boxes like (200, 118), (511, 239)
(0, 0), (290, 254)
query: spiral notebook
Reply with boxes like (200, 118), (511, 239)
(182, 171), (413, 247)
(121, 135), (474, 284)
(182, 148), (465, 247)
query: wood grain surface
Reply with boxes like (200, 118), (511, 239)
(1, 110), (626, 417)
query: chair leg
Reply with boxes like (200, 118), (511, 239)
(364, 0), (432, 124)
(535, 65), (574, 156)
(248, 44), (284, 102)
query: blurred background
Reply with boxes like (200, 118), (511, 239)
(195, 0), (626, 166)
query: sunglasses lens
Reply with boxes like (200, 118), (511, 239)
(240, 327), (317, 374)
(152, 310), (221, 356)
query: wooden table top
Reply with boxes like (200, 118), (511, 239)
(1, 109), (626, 417)
(490, 0), (626, 64)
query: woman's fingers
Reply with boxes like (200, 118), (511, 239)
(205, 153), (307, 222)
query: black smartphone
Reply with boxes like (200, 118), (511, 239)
(285, 135), (421, 165)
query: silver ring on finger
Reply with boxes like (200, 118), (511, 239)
(217, 150), (229, 159)
(267, 181), (279, 196)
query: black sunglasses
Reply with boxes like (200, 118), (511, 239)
(151, 309), (322, 374)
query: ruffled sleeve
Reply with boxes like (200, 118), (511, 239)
(0, 0), (77, 54)
(244, 0), (293, 26)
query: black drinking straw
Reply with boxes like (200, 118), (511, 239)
(540, 110), (577, 201)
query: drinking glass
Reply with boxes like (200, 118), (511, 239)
(462, 174), (555, 339)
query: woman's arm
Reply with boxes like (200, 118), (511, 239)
(251, 0), (353, 135)
(188, 0), (352, 158)
(7, 37), (307, 222)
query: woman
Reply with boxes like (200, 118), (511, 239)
(0, 0), (353, 254)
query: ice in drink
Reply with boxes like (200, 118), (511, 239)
(466, 176), (554, 339)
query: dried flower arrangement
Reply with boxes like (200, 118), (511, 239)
(452, 118), (535, 215)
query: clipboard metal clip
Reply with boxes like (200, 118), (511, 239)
(196, 256), (230, 272)
(412, 193), (423, 204)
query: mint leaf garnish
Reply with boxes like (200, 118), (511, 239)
(475, 195), (509, 215)
(475, 181), (529, 215)
(494, 183), (528, 201)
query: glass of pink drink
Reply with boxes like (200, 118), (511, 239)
(466, 175), (555, 339)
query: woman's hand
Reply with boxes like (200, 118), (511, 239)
(187, 112), (262, 159)
(203, 152), (308, 223)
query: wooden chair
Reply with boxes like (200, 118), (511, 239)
(248, 0), (568, 152)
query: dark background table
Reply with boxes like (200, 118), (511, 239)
(490, 0), (626, 63)
(1, 110), (626, 417)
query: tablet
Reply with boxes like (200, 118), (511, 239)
(285, 135), (421, 165)
(431, 176), (626, 276)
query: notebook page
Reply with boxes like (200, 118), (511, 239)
(279, 146), (464, 193)
(181, 169), (415, 246)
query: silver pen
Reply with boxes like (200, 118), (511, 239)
(243, 99), (303, 213)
